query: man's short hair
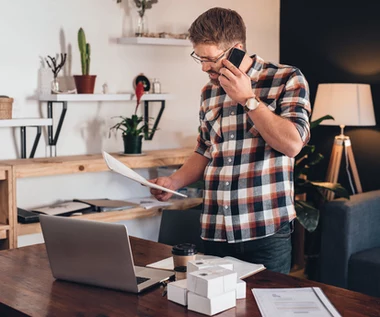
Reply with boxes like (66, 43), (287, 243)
(188, 7), (246, 50)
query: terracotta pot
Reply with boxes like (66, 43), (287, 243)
(123, 135), (143, 154)
(73, 75), (96, 94)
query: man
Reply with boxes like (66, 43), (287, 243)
(150, 7), (311, 274)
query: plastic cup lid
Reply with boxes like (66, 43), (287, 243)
(172, 243), (197, 256)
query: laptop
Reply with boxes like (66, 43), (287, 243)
(40, 215), (174, 293)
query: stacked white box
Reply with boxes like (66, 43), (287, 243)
(187, 267), (237, 298)
(187, 258), (234, 273)
(167, 279), (188, 306)
(187, 267), (237, 315)
(188, 290), (236, 316)
(236, 279), (246, 299)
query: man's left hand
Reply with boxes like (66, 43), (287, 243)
(219, 59), (253, 105)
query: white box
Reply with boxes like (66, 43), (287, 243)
(187, 258), (234, 273)
(188, 290), (236, 316)
(236, 279), (246, 299)
(187, 267), (237, 298)
(167, 279), (188, 306)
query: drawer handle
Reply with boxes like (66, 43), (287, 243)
(78, 165), (85, 171)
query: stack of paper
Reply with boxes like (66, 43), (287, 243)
(124, 197), (173, 210)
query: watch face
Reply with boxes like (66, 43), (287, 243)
(134, 74), (151, 92)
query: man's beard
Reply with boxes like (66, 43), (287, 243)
(207, 70), (221, 86)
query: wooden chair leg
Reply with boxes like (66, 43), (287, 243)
(345, 142), (362, 194)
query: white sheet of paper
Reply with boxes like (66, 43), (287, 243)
(252, 287), (341, 317)
(102, 151), (187, 198)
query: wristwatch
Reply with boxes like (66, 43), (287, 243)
(243, 95), (261, 112)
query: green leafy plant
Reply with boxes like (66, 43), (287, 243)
(116, 0), (158, 18)
(109, 82), (155, 138)
(294, 115), (349, 232)
(78, 28), (91, 75)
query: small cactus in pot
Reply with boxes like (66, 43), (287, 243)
(78, 28), (91, 75)
(74, 28), (96, 93)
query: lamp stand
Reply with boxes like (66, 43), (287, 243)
(325, 125), (362, 200)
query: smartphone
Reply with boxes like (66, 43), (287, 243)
(227, 48), (245, 68)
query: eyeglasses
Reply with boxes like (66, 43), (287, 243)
(190, 46), (233, 64)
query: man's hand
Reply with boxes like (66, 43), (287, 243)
(218, 59), (253, 105)
(149, 177), (176, 201)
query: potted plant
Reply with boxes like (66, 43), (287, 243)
(293, 115), (350, 278)
(294, 115), (349, 232)
(110, 82), (154, 154)
(73, 28), (96, 94)
(45, 53), (67, 93)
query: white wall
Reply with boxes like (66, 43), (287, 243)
(0, 0), (280, 246)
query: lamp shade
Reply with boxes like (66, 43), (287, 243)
(311, 83), (376, 126)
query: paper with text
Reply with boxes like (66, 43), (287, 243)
(252, 287), (341, 317)
(102, 151), (187, 198)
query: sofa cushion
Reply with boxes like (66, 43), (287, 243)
(348, 247), (380, 297)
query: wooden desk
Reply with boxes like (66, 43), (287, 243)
(0, 239), (379, 317)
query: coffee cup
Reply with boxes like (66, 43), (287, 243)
(172, 243), (197, 269)
(174, 266), (187, 280)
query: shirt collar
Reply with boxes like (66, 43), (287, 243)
(247, 54), (264, 81)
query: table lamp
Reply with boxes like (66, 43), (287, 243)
(311, 83), (376, 200)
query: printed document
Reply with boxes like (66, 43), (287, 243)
(102, 151), (187, 198)
(252, 287), (341, 317)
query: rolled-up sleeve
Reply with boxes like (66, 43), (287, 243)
(194, 96), (212, 159)
(278, 68), (311, 145)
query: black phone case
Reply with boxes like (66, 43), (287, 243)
(227, 48), (245, 68)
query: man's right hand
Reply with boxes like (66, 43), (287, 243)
(149, 177), (176, 201)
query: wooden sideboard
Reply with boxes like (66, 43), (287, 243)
(0, 147), (199, 249)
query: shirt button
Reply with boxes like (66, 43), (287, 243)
(224, 205), (228, 209)
(228, 158), (232, 163)
(230, 134), (234, 139)
(226, 182), (230, 185)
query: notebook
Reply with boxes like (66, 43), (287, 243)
(40, 215), (174, 293)
(32, 201), (92, 216)
(147, 255), (265, 279)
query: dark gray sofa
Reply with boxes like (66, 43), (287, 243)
(319, 190), (380, 297)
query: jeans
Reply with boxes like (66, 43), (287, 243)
(203, 221), (293, 274)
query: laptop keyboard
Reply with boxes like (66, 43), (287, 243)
(136, 276), (150, 285)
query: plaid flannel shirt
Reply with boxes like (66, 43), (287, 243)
(195, 55), (311, 243)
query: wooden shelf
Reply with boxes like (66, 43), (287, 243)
(0, 225), (9, 240)
(0, 147), (197, 248)
(0, 169), (6, 181)
(0, 148), (194, 178)
(117, 37), (191, 46)
(0, 119), (52, 128)
(18, 197), (202, 236)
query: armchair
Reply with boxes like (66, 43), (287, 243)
(319, 190), (380, 297)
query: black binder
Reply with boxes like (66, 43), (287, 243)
(17, 208), (40, 224)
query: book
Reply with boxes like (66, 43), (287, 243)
(73, 198), (138, 212)
(252, 287), (341, 317)
(102, 151), (187, 198)
(17, 208), (40, 224)
(32, 201), (92, 216)
(146, 255), (265, 280)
